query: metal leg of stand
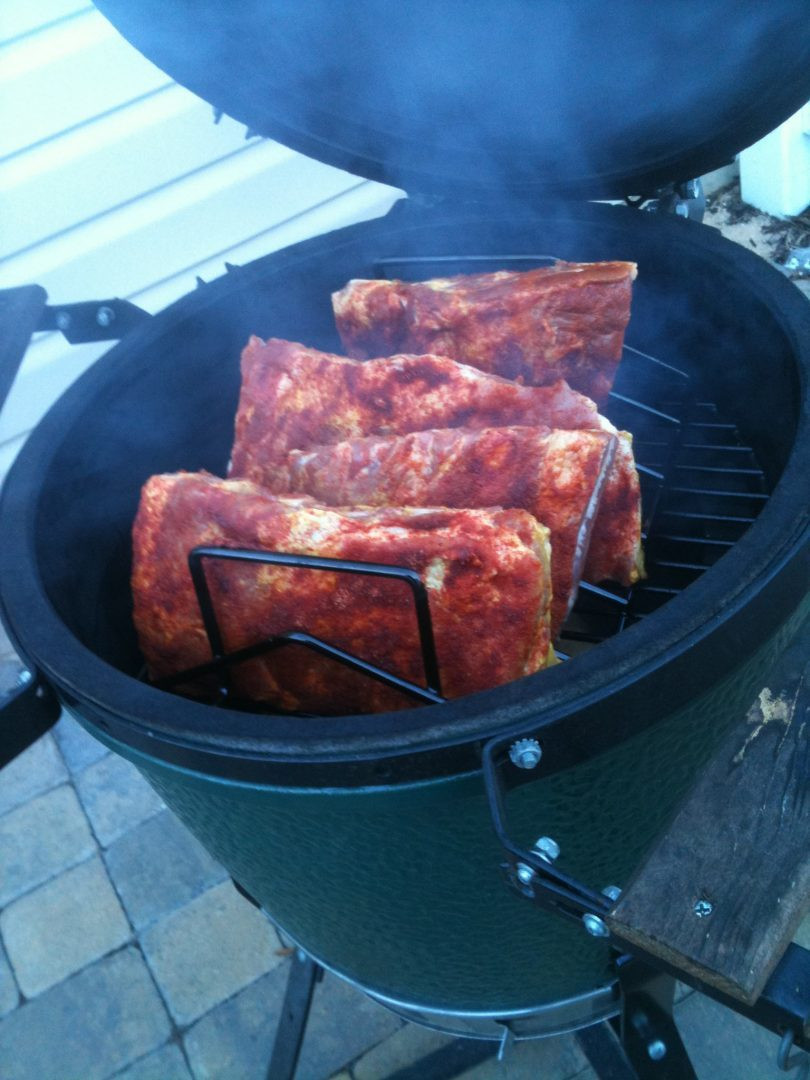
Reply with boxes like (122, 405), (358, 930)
(576, 1021), (642, 1080)
(616, 966), (697, 1080)
(576, 967), (698, 1080)
(267, 950), (323, 1080)
(618, 993), (697, 1080)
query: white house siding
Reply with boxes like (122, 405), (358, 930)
(0, 3), (402, 480)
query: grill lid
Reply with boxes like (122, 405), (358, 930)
(93, 1), (810, 199)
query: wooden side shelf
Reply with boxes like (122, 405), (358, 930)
(608, 615), (810, 1004)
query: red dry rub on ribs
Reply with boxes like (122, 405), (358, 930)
(131, 472), (553, 714)
(332, 261), (637, 404)
(229, 339), (644, 586)
(281, 426), (617, 636)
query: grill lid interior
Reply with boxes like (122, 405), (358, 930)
(94, 0), (810, 198)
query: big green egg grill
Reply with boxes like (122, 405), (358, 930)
(1, 0), (810, 1068)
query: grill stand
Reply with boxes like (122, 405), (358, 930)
(246, 910), (699, 1079)
(246, 900), (810, 1079)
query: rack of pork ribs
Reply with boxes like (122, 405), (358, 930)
(132, 260), (643, 715)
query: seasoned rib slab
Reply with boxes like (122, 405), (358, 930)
(283, 427), (616, 636)
(230, 338), (607, 481)
(332, 261), (637, 403)
(230, 339), (643, 586)
(132, 473), (553, 715)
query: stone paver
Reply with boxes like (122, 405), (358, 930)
(0, 784), (96, 907)
(675, 990), (793, 1079)
(182, 965), (286, 1079)
(140, 880), (283, 1026)
(456, 1031), (590, 1079)
(0, 943), (18, 1019)
(1, 856), (131, 998)
(113, 1040), (193, 1080)
(0, 947), (171, 1080)
(75, 752), (164, 847)
(53, 709), (108, 774)
(352, 1022), (453, 1080)
(0, 623), (15, 660)
(794, 911), (810, 950)
(184, 963), (401, 1080)
(105, 809), (227, 931)
(295, 971), (407, 1080)
(0, 734), (67, 818)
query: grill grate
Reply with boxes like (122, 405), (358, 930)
(557, 345), (768, 659)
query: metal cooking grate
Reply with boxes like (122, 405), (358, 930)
(557, 344), (768, 660)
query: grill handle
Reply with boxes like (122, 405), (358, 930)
(0, 287), (150, 765)
(482, 733), (612, 924)
(0, 286), (48, 416)
(0, 287), (151, 417)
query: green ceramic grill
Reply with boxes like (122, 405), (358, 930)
(1, 1), (810, 1066)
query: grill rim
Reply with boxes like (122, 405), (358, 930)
(1, 202), (809, 785)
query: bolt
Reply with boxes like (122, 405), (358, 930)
(602, 885), (622, 902)
(516, 863), (536, 886)
(16, 669), (33, 687)
(532, 836), (560, 863)
(55, 311), (72, 331)
(96, 306), (115, 327)
(582, 913), (610, 938)
(647, 1039), (667, 1061)
(694, 898), (713, 918)
(508, 738), (542, 770)
(675, 202), (690, 219)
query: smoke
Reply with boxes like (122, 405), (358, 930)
(97, 0), (810, 202)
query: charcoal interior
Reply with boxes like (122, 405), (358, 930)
(28, 203), (801, 713)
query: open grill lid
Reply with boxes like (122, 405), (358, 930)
(94, 1), (810, 199)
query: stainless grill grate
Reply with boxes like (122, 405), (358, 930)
(558, 345), (768, 658)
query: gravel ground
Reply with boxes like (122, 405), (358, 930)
(704, 178), (810, 297)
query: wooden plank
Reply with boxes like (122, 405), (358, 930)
(608, 613), (810, 1004)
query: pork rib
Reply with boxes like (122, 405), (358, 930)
(332, 261), (637, 404)
(282, 426), (616, 636)
(132, 472), (553, 714)
(230, 339), (644, 586)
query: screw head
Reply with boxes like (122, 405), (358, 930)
(532, 836), (560, 863)
(693, 899), (713, 918)
(508, 738), (542, 770)
(602, 885), (622, 902)
(516, 863), (536, 886)
(582, 913), (610, 938)
(16, 668), (33, 687)
(96, 306), (115, 327)
(55, 311), (72, 331)
(647, 1039), (667, 1061)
